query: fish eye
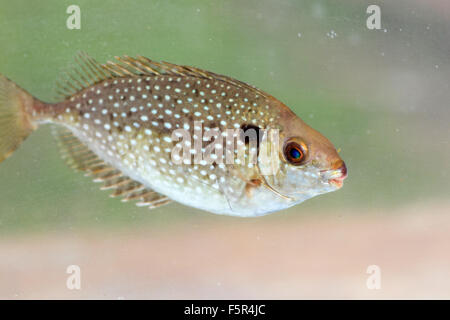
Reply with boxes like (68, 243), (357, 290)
(283, 141), (307, 165)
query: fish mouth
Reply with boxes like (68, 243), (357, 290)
(329, 177), (345, 188)
(323, 161), (347, 188)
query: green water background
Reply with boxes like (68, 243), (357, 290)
(0, 0), (448, 233)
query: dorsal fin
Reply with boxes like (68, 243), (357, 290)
(55, 52), (268, 100)
(53, 126), (171, 209)
(55, 52), (115, 100)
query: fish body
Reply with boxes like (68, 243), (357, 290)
(0, 54), (347, 217)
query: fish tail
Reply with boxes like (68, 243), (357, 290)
(0, 74), (44, 163)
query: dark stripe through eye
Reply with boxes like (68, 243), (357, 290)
(240, 124), (261, 151)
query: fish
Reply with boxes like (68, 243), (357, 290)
(0, 53), (347, 217)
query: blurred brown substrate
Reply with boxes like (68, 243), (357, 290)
(1, 202), (449, 299)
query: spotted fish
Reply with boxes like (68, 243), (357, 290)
(0, 53), (347, 217)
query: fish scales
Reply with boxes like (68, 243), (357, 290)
(55, 76), (280, 209)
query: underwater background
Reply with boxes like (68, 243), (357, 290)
(0, 0), (449, 298)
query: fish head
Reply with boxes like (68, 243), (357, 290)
(257, 103), (347, 205)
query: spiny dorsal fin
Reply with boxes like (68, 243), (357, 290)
(53, 126), (171, 209)
(55, 52), (268, 100)
(55, 52), (111, 100)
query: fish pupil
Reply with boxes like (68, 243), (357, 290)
(290, 148), (301, 159)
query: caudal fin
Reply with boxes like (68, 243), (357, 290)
(0, 75), (38, 163)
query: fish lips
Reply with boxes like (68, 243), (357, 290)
(323, 161), (347, 188)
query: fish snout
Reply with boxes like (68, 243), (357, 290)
(336, 161), (347, 179)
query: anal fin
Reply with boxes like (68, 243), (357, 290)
(53, 126), (171, 210)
